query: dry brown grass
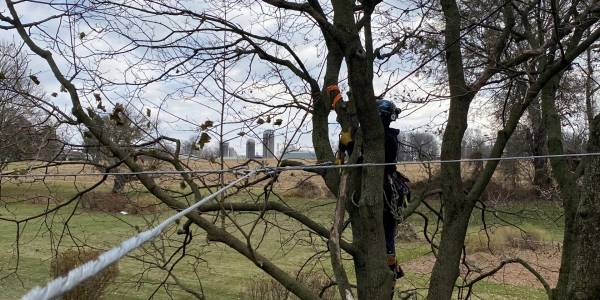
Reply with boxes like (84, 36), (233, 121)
(9, 158), (432, 183)
(50, 248), (119, 300)
(8, 159), (541, 205)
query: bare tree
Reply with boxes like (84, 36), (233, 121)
(0, 42), (60, 167)
(430, 0), (600, 298)
(399, 131), (439, 160)
(82, 104), (153, 193)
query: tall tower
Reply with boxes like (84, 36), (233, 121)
(246, 139), (256, 159)
(219, 142), (230, 157)
(262, 130), (275, 159)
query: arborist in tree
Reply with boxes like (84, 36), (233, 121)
(328, 83), (409, 283)
(376, 98), (409, 282)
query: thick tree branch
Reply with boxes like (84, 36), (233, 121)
(328, 172), (354, 300)
(198, 201), (356, 257)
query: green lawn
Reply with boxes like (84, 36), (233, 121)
(0, 181), (559, 299)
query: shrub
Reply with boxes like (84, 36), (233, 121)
(50, 248), (119, 300)
(465, 226), (547, 253)
(508, 227), (548, 250)
(239, 271), (335, 300)
(284, 179), (332, 199)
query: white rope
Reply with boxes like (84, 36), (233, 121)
(20, 170), (256, 300)
(2, 152), (600, 178)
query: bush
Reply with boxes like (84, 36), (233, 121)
(284, 179), (333, 199)
(239, 271), (335, 300)
(508, 227), (548, 250)
(50, 248), (119, 300)
(465, 226), (547, 253)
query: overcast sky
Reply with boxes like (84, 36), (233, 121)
(0, 0), (474, 157)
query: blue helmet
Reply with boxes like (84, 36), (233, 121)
(376, 99), (401, 121)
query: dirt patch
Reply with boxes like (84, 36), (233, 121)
(80, 192), (159, 214)
(404, 246), (561, 288)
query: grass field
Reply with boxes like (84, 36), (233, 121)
(0, 163), (561, 299)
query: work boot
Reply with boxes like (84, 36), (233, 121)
(387, 255), (404, 279)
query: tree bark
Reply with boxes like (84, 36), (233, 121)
(566, 114), (600, 299)
(585, 47), (596, 130)
(111, 174), (126, 194)
(540, 73), (579, 300)
(427, 0), (473, 297)
(527, 97), (551, 191)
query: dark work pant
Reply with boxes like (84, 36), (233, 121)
(383, 208), (397, 255)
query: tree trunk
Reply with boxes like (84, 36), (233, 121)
(427, 0), (473, 297)
(326, 1), (393, 298)
(313, 25), (389, 298)
(527, 97), (551, 191)
(112, 174), (126, 194)
(540, 73), (579, 300)
(565, 114), (600, 299)
(585, 47), (595, 130)
(345, 42), (392, 300)
(428, 209), (471, 299)
(427, 95), (474, 300)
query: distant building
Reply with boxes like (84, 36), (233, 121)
(219, 142), (230, 157)
(228, 146), (237, 158)
(246, 139), (256, 159)
(262, 130), (275, 159)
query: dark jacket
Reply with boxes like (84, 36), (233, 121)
(384, 127), (400, 176)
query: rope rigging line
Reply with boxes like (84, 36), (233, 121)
(20, 170), (257, 300)
(2, 152), (600, 178)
